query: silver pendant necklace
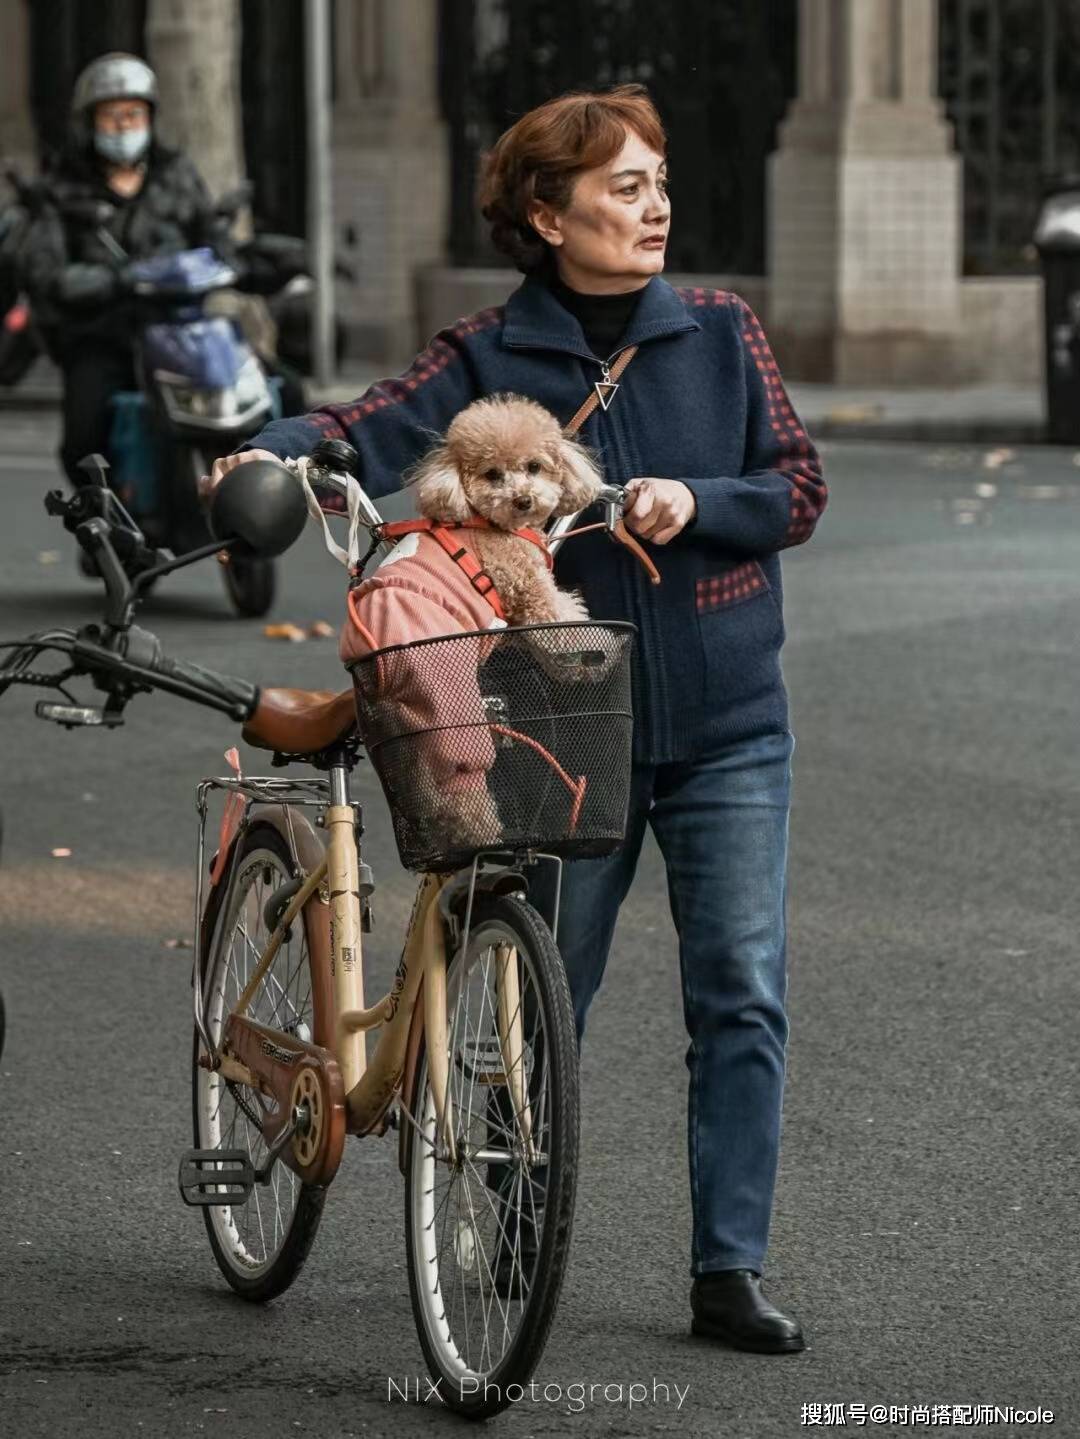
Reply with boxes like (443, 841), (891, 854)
(594, 358), (619, 411)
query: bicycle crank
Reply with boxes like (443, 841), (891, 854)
(220, 1014), (347, 1185)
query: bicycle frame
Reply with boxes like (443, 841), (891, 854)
(192, 756), (552, 1188)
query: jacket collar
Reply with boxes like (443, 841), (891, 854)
(502, 272), (700, 361)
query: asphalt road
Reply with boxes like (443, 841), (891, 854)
(0, 412), (1077, 1438)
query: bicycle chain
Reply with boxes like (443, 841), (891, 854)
(226, 1077), (264, 1132)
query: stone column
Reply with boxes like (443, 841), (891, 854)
(768, 0), (963, 383)
(0, 0), (35, 172)
(331, 0), (450, 365)
(146, 0), (246, 200)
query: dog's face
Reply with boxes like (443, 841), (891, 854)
(412, 395), (602, 529)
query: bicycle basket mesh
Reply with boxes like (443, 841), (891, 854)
(348, 621), (635, 872)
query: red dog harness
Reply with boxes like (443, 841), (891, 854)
(377, 517), (552, 622)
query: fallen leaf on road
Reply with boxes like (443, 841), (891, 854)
(307, 620), (334, 639)
(163, 937), (193, 949)
(263, 623), (307, 642)
(981, 447), (1015, 469)
(37, 550), (61, 565)
(51, 847), (72, 858)
(823, 403), (885, 423)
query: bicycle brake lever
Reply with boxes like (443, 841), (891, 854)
(609, 518), (662, 585)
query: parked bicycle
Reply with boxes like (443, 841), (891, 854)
(0, 450), (635, 1417)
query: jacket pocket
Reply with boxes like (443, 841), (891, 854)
(695, 561), (785, 713)
(695, 560), (771, 614)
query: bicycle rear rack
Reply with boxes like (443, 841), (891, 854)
(191, 774), (335, 1061)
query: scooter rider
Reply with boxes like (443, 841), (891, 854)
(17, 53), (231, 489)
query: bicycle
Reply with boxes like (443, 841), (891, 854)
(0, 448), (635, 1418)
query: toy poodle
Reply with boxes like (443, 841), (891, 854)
(402, 394), (619, 853)
(409, 393), (603, 625)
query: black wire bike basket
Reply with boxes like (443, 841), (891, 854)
(347, 621), (635, 873)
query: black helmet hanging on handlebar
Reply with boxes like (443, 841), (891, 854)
(71, 52), (158, 150)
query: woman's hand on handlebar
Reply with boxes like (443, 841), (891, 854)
(623, 478), (697, 545)
(198, 448), (281, 505)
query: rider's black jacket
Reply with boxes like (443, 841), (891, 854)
(17, 140), (228, 359)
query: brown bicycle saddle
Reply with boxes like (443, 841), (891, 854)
(242, 687), (356, 754)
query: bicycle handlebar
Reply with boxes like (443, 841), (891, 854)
(145, 650), (259, 719)
(61, 626), (258, 720)
(1, 625), (259, 724)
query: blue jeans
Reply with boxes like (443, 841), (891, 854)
(532, 729), (794, 1277)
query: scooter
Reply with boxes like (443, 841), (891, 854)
(109, 243), (289, 617)
(7, 168), (312, 616)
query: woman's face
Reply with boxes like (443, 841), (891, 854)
(529, 130), (670, 293)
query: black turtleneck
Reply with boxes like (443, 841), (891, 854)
(546, 270), (646, 361)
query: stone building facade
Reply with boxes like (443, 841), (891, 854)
(0, 0), (1050, 385)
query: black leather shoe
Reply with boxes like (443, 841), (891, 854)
(691, 1269), (806, 1353)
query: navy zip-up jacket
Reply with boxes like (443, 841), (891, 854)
(243, 275), (827, 764)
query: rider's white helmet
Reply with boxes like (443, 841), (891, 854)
(71, 52), (158, 126)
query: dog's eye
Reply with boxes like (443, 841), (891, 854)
(526, 460), (542, 475)
(484, 467), (503, 484)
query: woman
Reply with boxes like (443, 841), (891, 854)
(211, 85), (826, 1353)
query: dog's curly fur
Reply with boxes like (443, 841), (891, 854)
(409, 393), (603, 625)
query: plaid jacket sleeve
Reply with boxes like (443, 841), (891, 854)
(241, 311), (497, 501)
(680, 298), (827, 553)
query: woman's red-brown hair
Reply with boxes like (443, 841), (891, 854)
(479, 84), (667, 274)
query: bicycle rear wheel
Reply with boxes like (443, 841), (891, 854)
(403, 892), (579, 1420)
(192, 821), (326, 1301)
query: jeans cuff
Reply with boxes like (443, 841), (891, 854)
(692, 1252), (765, 1279)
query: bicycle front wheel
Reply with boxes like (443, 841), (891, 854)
(404, 892), (579, 1420)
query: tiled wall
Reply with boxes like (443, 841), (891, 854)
(332, 133), (450, 361)
(838, 155), (961, 335)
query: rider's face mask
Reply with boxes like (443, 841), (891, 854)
(92, 99), (152, 165)
(94, 125), (150, 165)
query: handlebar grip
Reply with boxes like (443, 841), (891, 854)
(150, 653), (259, 719)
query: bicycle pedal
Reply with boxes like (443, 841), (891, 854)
(177, 1148), (255, 1207)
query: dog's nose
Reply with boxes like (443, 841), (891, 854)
(513, 496), (532, 513)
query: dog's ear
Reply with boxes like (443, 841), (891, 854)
(413, 445), (472, 521)
(552, 435), (603, 516)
